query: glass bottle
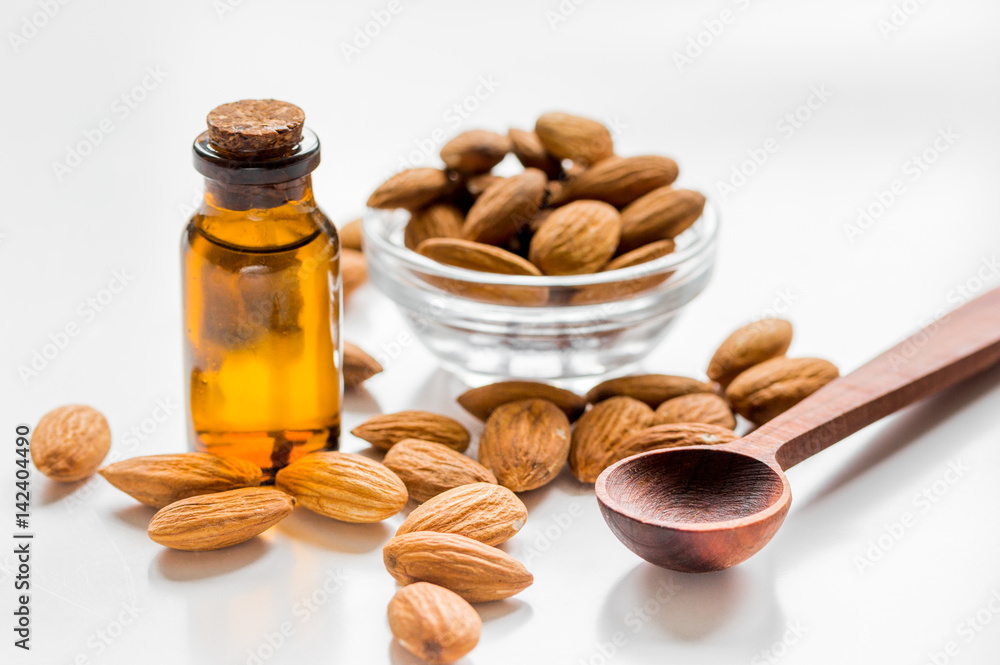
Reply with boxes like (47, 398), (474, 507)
(182, 100), (341, 474)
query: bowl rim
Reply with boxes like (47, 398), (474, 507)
(362, 198), (719, 288)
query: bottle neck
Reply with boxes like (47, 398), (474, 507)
(203, 175), (316, 212)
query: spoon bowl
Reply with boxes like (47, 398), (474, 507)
(597, 447), (790, 572)
(596, 287), (1000, 572)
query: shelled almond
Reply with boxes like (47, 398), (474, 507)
(366, 112), (708, 306)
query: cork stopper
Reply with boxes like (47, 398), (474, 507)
(206, 99), (305, 155)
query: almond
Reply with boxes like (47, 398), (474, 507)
(352, 411), (470, 452)
(31, 405), (111, 482)
(147, 487), (295, 551)
(99, 453), (263, 508)
(462, 168), (547, 245)
(604, 423), (740, 470)
(404, 203), (465, 250)
(383, 531), (533, 603)
(368, 168), (455, 211)
(343, 342), (383, 388)
(383, 439), (497, 503)
(655, 393), (736, 430)
(416, 238), (548, 306)
(569, 397), (656, 483)
(618, 187), (706, 253)
(535, 112), (614, 165)
(388, 582), (481, 665)
(478, 399), (571, 492)
(586, 374), (714, 408)
(508, 128), (561, 178)
(528, 200), (622, 275)
(568, 239), (676, 305)
(341, 248), (367, 299)
(339, 217), (363, 251)
(726, 357), (839, 425)
(396, 483), (527, 545)
(440, 130), (510, 174)
(549, 156), (679, 208)
(274, 451), (407, 522)
(457, 380), (586, 421)
(707, 318), (794, 388)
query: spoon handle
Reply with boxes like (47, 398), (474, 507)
(738, 287), (1000, 470)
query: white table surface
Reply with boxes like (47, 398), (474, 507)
(4, 1), (1000, 663)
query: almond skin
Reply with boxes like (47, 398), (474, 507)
(535, 112), (614, 165)
(457, 381), (586, 421)
(396, 482), (527, 545)
(478, 399), (571, 492)
(352, 411), (471, 452)
(274, 451), (407, 522)
(341, 248), (367, 299)
(726, 357), (839, 425)
(708, 318), (794, 388)
(99, 453), (263, 508)
(383, 531), (533, 603)
(339, 217), (363, 251)
(368, 168), (455, 211)
(343, 342), (383, 388)
(568, 239), (676, 305)
(147, 487), (295, 551)
(601, 423), (740, 473)
(586, 374), (714, 408)
(528, 200), (622, 275)
(383, 439), (497, 503)
(31, 405), (111, 481)
(416, 238), (548, 307)
(440, 129), (510, 174)
(569, 397), (656, 483)
(388, 583), (481, 665)
(404, 203), (464, 251)
(618, 187), (707, 253)
(462, 168), (547, 245)
(655, 393), (736, 430)
(550, 156), (679, 208)
(508, 128), (561, 178)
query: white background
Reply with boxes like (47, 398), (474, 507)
(3, 1), (1000, 664)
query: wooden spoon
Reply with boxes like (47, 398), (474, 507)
(596, 287), (1000, 573)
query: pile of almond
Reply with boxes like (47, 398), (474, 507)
(366, 112), (707, 305)
(30, 323), (836, 662)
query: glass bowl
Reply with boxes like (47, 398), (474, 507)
(362, 201), (718, 386)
